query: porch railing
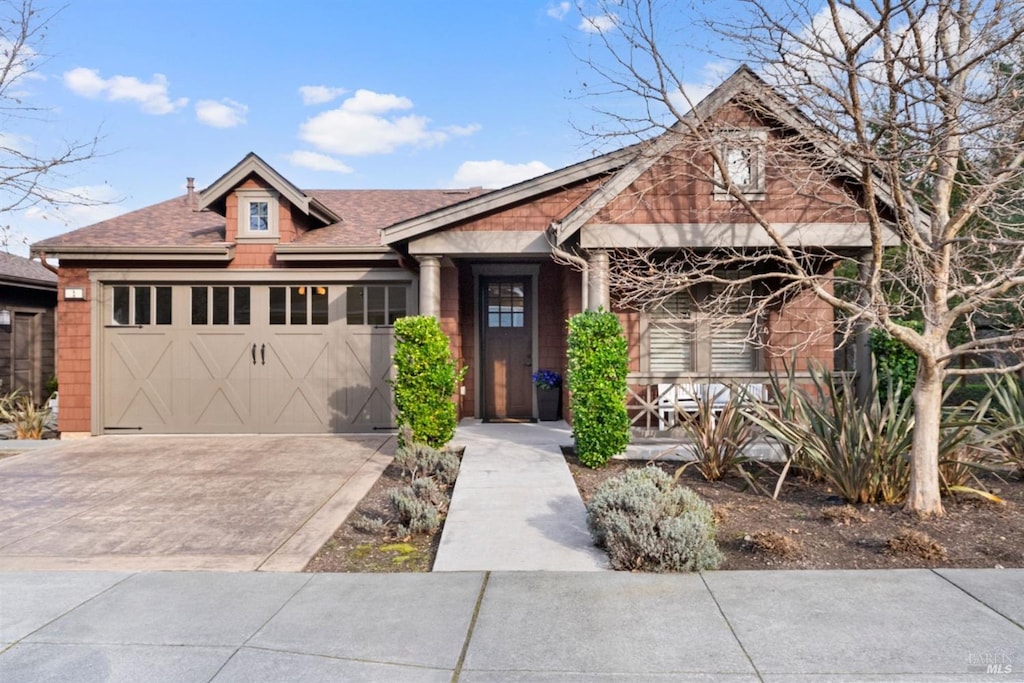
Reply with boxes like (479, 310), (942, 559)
(626, 372), (819, 438)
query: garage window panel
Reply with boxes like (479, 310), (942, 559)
(346, 285), (407, 325)
(269, 285), (330, 326)
(192, 286), (251, 326)
(111, 285), (173, 326)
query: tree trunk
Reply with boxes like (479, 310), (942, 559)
(906, 358), (945, 515)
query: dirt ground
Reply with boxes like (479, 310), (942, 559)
(306, 449), (1024, 573)
(566, 454), (1024, 570)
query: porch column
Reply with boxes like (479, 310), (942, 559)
(418, 255), (442, 318)
(587, 249), (610, 311)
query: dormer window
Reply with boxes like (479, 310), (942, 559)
(714, 129), (767, 201)
(236, 189), (279, 240)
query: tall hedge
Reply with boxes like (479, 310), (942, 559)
(567, 309), (631, 467)
(392, 316), (465, 448)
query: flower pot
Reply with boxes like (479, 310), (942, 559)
(537, 387), (561, 421)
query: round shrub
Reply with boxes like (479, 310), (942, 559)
(586, 467), (723, 572)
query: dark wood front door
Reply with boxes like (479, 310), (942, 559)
(481, 277), (533, 420)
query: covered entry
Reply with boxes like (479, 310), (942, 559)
(99, 277), (408, 434)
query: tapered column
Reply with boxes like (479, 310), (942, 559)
(418, 255), (441, 318)
(856, 251), (874, 403)
(587, 249), (610, 311)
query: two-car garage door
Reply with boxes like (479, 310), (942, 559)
(100, 281), (407, 434)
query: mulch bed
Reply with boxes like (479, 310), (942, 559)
(305, 446), (1024, 572)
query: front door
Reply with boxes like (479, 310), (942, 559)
(481, 277), (533, 420)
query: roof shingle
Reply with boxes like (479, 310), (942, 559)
(0, 251), (57, 286)
(32, 188), (490, 251)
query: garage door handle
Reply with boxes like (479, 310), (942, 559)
(252, 343), (257, 365)
(261, 343), (266, 365)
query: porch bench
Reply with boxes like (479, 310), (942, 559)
(657, 382), (765, 431)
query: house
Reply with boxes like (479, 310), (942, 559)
(0, 251), (57, 400)
(32, 67), (881, 438)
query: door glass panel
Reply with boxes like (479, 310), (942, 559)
(212, 287), (230, 325)
(134, 286), (151, 325)
(234, 287), (250, 325)
(155, 287), (172, 325)
(290, 286), (308, 325)
(191, 287), (208, 325)
(269, 287), (286, 325)
(112, 286), (129, 325)
(487, 282), (525, 328)
(311, 286), (329, 325)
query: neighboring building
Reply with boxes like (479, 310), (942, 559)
(0, 251), (57, 400)
(32, 67), (883, 438)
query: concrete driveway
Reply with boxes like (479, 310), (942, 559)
(0, 435), (394, 572)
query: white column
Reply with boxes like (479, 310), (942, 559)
(418, 255), (441, 318)
(587, 249), (610, 311)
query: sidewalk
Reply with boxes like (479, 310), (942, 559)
(1, 568), (1021, 681)
(433, 420), (608, 572)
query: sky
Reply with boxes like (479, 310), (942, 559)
(4, 0), (745, 256)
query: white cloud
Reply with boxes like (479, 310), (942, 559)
(299, 85), (348, 105)
(297, 88), (478, 156)
(452, 160), (553, 188)
(579, 13), (618, 34)
(287, 150), (354, 173)
(195, 98), (248, 128)
(63, 67), (188, 114)
(547, 2), (570, 20)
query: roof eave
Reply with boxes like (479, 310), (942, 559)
(379, 146), (639, 245)
(30, 244), (236, 262)
(274, 244), (399, 262)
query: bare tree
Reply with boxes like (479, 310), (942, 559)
(568, 0), (1024, 515)
(0, 0), (101, 253)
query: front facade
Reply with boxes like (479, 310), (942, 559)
(33, 68), (879, 437)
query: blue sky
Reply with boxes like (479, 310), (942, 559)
(8, 0), (740, 255)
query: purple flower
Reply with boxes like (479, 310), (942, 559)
(532, 369), (561, 390)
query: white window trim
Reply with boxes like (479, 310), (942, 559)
(236, 189), (280, 242)
(713, 129), (767, 201)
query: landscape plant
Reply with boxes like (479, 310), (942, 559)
(980, 373), (1024, 477)
(0, 390), (50, 440)
(586, 466), (723, 572)
(672, 386), (758, 482)
(566, 309), (630, 467)
(391, 315), (465, 449)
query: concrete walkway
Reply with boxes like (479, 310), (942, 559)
(2, 568), (1021, 681)
(433, 420), (608, 572)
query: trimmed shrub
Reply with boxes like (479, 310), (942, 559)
(391, 316), (466, 449)
(586, 467), (723, 572)
(567, 309), (630, 467)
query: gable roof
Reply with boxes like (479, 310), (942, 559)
(0, 251), (57, 289)
(199, 152), (341, 226)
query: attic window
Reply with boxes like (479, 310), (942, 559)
(236, 189), (279, 240)
(714, 130), (767, 201)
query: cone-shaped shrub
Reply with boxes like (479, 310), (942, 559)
(392, 316), (465, 448)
